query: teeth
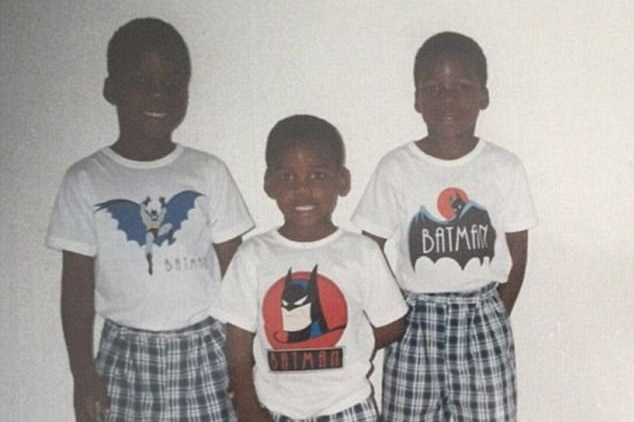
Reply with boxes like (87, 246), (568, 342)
(295, 205), (315, 212)
(144, 111), (167, 118)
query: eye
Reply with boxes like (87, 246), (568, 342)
(420, 84), (440, 96)
(124, 76), (149, 89)
(294, 296), (308, 306)
(310, 171), (327, 180)
(162, 79), (187, 94)
(455, 81), (475, 93)
(278, 172), (294, 182)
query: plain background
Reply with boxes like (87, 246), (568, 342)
(1, 1), (632, 421)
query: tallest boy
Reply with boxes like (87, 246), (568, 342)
(47, 18), (253, 421)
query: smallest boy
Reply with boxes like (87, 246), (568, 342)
(353, 32), (538, 421)
(218, 115), (408, 422)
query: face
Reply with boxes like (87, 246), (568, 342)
(265, 144), (350, 242)
(415, 53), (488, 143)
(104, 51), (189, 148)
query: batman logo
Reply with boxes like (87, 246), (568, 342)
(408, 189), (496, 270)
(95, 190), (202, 274)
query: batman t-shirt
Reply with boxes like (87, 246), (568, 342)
(46, 145), (254, 330)
(217, 229), (408, 419)
(352, 140), (537, 294)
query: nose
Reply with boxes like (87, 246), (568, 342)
(438, 85), (459, 103)
(149, 82), (163, 98)
(291, 176), (311, 195)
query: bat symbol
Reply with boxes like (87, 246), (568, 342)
(95, 190), (202, 274)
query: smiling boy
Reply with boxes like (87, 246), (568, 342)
(47, 18), (253, 421)
(219, 115), (407, 422)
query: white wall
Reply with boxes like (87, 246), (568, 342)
(1, 1), (632, 421)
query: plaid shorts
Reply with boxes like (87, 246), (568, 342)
(382, 283), (516, 422)
(269, 396), (379, 422)
(96, 317), (236, 422)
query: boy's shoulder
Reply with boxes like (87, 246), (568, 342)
(62, 147), (112, 177)
(380, 141), (417, 161)
(477, 139), (526, 169)
(176, 145), (230, 168)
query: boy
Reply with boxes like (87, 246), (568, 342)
(46, 18), (253, 421)
(352, 32), (538, 421)
(218, 115), (408, 422)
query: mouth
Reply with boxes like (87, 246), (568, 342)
(294, 205), (315, 213)
(143, 111), (168, 119)
(438, 114), (457, 122)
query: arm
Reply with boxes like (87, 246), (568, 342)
(373, 317), (405, 351)
(61, 251), (109, 422)
(213, 236), (242, 277)
(497, 230), (528, 315)
(226, 324), (274, 422)
(363, 231), (405, 350)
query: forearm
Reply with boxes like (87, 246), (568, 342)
(214, 236), (242, 277)
(61, 251), (97, 380)
(498, 231), (528, 315)
(373, 318), (405, 351)
(226, 324), (272, 422)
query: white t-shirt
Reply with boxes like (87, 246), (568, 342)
(352, 140), (538, 293)
(46, 145), (254, 330)
(217, 229), (408, 419)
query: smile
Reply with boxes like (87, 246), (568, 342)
(143, 111), (167, 119)
(294, 205), (315, 212)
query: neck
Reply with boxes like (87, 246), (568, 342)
(416, 135), (479, 160)
(279, 224), (337, 243)
(111, 137), (176, 161)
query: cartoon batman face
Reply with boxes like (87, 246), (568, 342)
(280, 265), (329, 343)
(281, 280), (312, 332)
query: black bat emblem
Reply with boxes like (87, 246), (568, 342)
(408, 194), (496, 270)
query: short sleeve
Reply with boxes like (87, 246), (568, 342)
(207, 161), (254, 243)
(500, 160), (538, 233)
(360, 240), (408, 327)
(352, 156), (402, 240)
(217, 245), (258, 331)
(46, 167), (98, 256)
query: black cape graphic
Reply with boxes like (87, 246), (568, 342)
(408, 200), (496, 270)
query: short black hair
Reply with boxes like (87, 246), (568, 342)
(107, 17), (191, 79)
(414, 31), (487, 88)
(266, 115), (346, 168)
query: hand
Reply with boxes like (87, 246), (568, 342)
(73, 372), (110, 422)
(241, 406), (275, 422)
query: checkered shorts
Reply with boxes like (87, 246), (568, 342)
(382, 283), (516, 422)
(96, 317), (236, 421)
(269, 396), (379, 422)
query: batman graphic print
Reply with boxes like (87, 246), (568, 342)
(408, 187), (496, 270)
(96, 190), (202, 274)
(262, 265), (348, 371)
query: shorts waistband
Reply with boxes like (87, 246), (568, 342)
(403, 283), (498, 305)
(104, 316), (217, 339)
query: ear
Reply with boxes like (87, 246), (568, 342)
(337, 167), (351, 197)
(414, 89), (422, 114)
(479, 87), (490, 110)
(263, 169), (275, 199)
(103, 77), (117, 105)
